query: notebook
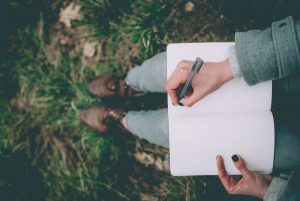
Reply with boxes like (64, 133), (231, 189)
(167, 42), (274, 176)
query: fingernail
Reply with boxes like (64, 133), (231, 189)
(231, 154), (239, 162)
(178, 102), (184, 106)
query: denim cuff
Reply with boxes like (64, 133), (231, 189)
(263, 174), (289, 201)
(228, 45), (242, 78)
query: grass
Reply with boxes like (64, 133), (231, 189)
(1, 0), (300, 200)
(0, 24), (109, 200)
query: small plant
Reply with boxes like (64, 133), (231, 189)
(120, 0), (174, 58)
(80, 0), (176, 61)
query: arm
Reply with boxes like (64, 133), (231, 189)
(235, 16), (300, 85)
(166, 16), (300, 107)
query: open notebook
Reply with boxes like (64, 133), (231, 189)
(167, 43), (275, 176)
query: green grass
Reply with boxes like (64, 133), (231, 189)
(0, 24), (113, 200)
(79, 0), (177, 61)
(0, 15), (134, 199)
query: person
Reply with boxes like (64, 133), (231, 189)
(80, 16), (300, 200)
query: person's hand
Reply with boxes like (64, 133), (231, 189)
(216, 155), (273, 199)
(165, 59), (233, 107)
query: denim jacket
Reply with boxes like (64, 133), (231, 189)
(231, 16), (300, 201)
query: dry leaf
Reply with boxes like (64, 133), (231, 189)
(59, 3), (81, 28)
(83, 41), (97, 58)
(185, 1), (195, 12)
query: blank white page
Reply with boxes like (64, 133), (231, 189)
(167, 43), (274, 176)
(169, 112), (274, 176)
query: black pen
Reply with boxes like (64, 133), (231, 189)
(177, 57), (203, 102)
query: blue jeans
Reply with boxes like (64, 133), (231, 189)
(125, 52), (300, 174)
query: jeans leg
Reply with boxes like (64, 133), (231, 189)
(272, 73), (300, 114)
(125, 108), (169, 148)
(272, 73), (300, 173)
(125, 52), (167, 93)
(273, 121), (300, 174)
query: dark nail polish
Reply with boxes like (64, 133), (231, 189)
(232, 154), (239, 162)
(178, 102), (184, 106)
(172, 102), (175, 106)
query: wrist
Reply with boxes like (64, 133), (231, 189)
(257, 185), (269, 199)
(219, 59), (234, 83)
(257, 187), (268, 199)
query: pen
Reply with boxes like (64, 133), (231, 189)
(177, 57), (203, 102)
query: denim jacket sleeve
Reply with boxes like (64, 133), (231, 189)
(235, 16), (300, 85)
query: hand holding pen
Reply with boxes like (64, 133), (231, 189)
(165, 58), (234, 107)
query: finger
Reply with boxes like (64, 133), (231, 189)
(166, 68), (189, 91)
(231, 154), (253, 180)
(166, 87), (179, 105)
(165, 69), (189, 104)
(180, 89), (206, 107)
(216, 155), (230, 189)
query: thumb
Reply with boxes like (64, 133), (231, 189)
(180, 90), (205, 107)
(231, 154), (253, 180)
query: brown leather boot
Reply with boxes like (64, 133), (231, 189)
(87, 73), (144, 98)
(80, 105), (126, 132)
